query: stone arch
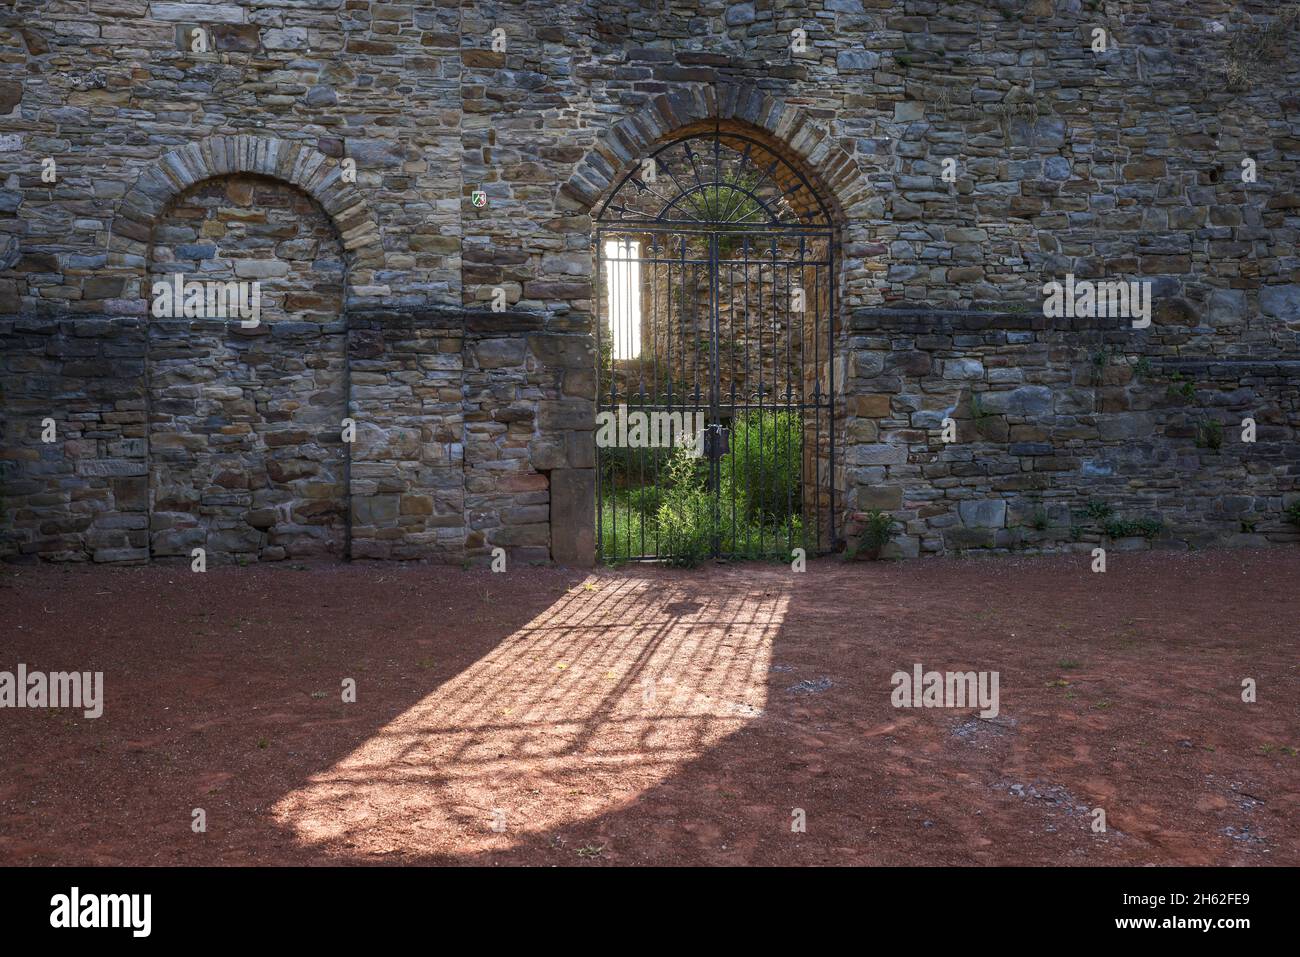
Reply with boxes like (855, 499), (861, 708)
(559, 83), (871, 227)
(104, 135), (388, 565)
(110, 134), (383, 274)
(562, 85), (866, 562)
(116, 138), (376, 566)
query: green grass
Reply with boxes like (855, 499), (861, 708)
(598, 481), (805, 566)
(598, 410), (809, 566)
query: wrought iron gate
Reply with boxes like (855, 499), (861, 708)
(594, 128), (836, 563)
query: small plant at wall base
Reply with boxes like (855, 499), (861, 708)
(1102, 517), (1164, 540)
(1071, 500), (1162, 541)
(1285, 502), (1300, 527)
(847, 509), (896, 562)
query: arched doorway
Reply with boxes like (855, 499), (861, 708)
(594, 125), (837, 563)
(146, 174), (349, 563)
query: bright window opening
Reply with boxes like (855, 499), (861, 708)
(604, 239), (641, 360)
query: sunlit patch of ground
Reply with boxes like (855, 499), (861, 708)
(272, 575), (787, 857)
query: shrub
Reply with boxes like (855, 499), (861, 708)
(598, 411), (809, 565)
(722, 410), (802, 524)
(848, 509), (896, 561)
(655, 483), (714, 568)
(1165, 371), (1196, 401)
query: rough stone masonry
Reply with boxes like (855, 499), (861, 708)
(1, 0), (1297, 566)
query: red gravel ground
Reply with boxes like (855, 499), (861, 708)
(0, 549), (1296, 866)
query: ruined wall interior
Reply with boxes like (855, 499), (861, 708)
(1, 0), (1298, 565)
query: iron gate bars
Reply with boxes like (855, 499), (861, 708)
(594, 129), (837, 563)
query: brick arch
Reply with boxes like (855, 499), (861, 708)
(110, 135), (383, 271)
(559, 83), (870, 224)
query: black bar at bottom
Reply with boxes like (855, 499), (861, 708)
(0, 865), (1284, 943)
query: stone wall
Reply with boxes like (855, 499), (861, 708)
(2, 0), (1299, 565)
(1, 317), (150, 563)
(347, 311), (464, 561)
(844, 307), (1300, 557)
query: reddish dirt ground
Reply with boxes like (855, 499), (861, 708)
(0, 549), (1297, 866)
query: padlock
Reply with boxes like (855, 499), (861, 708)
(704, 423), (730, 460)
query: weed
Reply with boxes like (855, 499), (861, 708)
(847, 509), (897, 561)
(600, 410), (806, 565)
(1083, 500), (1113, 522)
(1222, 5), (1300, 92)
(1165, 371), (1196, 401)
(1103, 517), (1163, 539)
(1195, 418), (1223, 450)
